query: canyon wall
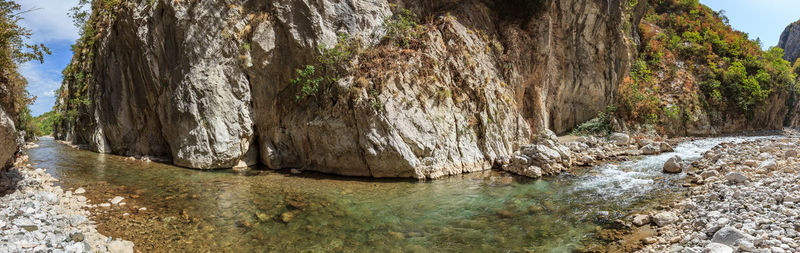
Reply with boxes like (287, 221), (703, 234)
(0, 108), (16, 169)
(779, 20), (800, 129)
(54, 0), (642, 178)
(779, 21), (800, 64)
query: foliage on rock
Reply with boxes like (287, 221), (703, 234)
(571, 106), (616, 136)
(55, 0), (121, 132)
(616, 0), (796, 129)
(292, 33), (359, 103)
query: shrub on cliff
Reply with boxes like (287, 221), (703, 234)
(383, 7), (424, 48)
(56, 0), (121, 131)
(618, 0), (795, 127)
(292, 33), (359, 104)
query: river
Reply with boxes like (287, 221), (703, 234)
(25, 136), (769, 252)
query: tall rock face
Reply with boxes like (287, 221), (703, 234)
(0, 108), (16, 169)
(54, 0), (641, 178)
(780, 20), (800, 129)
(779, 21), (800, 64)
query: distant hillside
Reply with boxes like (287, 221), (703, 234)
(613, 0), (796, 136)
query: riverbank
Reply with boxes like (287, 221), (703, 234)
(637, 131), (800, 252)
(0, 156), (134, 252)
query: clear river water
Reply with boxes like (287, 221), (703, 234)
(25, 136), (767, 252)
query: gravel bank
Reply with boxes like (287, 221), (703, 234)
(638, 133), (800, 253)
(1, 156), (134, 252)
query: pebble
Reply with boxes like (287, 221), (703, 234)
(0, 156), (135, 252)
(724, 172), (748, 184)
(632, 214), (650, 226)
(70, 233), (85, 242)
(703, 243), (733, 253)
(652, 211), (678, 226)
(641, 136), (800, 253)
(110, 196), (124, 205)
(108, 240), (135, 253)
(74, 187), (86, 194)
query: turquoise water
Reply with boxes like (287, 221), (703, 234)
(26, 137), (759, 252)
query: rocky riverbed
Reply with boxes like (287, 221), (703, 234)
(0, 156), (134, 252)
(637, 132), (800, 252)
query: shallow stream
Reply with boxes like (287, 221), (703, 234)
(26, 136), (768, 252)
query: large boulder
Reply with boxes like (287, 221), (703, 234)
(640, 143), (661, 155)
(711, 226), (754, 248)
(107, 240), (135, 253)
(640, 142), (673, 155)
(652, 211), (678, 226)
(662, 156), (683, 173)
(609, 133), (630, 146)
(703, 243), (734, 253)
(0, 108), (16, 169)
(757, 160), (777, 171)
(502, 130), (574, 178)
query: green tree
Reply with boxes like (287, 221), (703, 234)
(0, 0), (50, 140)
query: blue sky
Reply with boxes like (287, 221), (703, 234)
(15, 0), (800, 116)
(701, 0), (800, 48)
(18, 0), (79, 116)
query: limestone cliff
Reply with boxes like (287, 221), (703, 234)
(780, 20), (800, 129)
(54, 0), (642, 178)
(779, 20), (800, 64)
(0, 108), (16, 169)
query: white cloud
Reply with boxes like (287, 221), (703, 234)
(20, 62), (61, 99)
(17, 0), (82, 43)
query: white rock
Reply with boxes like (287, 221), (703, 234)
(712, 226), (754, 247)
(110, 196), (124, 205)
(653, 211), (679, 226)
(40, 192), (58, 205)
(107, 240), (135, 253)
(758, 160), (776, 170)
(659, 142), (674, 152)
(74, 188), (86, 194)
(633, 214), (651, 226)
(725, 172), (748, 184)
(703, 243), (733, 253)
(700, 170), (719, 179)
(641, 143), (662, 155)
(609, 133), (630, 146)
(738, 240), (756, 251)
(663, 156), (683, 173)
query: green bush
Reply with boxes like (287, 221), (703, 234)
(292, 65), (323, 102)
(639, 1), (796, 119)
(571, 106), (617, 136)
(383, 8), (421, 48)
(292, 33), (358, 103)
(0, 0), (50, 141)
